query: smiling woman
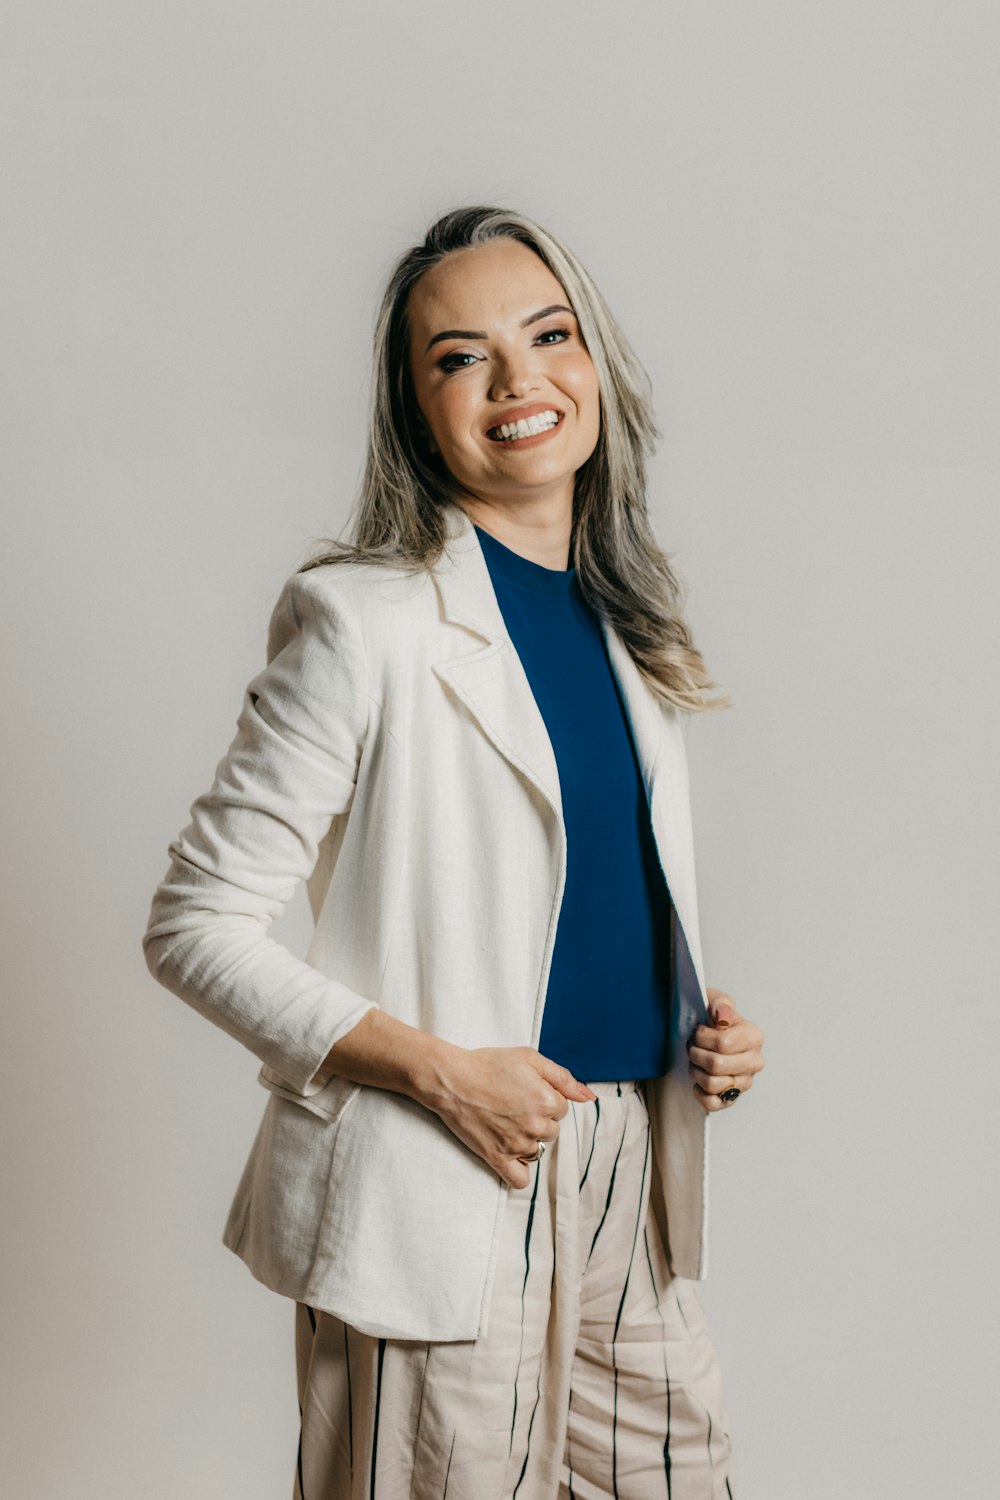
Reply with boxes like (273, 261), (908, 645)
(143, 204), (762, 1499)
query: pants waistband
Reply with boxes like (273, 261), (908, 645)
(578, 1078), (643, 1097)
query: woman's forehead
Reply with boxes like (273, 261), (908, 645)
(407, 242), (568, 335)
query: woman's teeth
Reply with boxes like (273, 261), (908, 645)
(490, 411), (560, 441)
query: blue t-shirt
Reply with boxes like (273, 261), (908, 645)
(475, 523), (673, 1081)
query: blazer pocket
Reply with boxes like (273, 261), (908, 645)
(255, 1063), (362, 1124)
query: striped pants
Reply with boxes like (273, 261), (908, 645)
(292, 1079), (736, 1499)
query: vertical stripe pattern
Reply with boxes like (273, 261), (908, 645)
(292, 1079), (735, 1499)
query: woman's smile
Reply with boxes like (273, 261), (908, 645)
(484, 404), (565, 448)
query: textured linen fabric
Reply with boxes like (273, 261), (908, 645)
(474, 523), (674, 1082)
(292, 1081), (735, 1499)
(142, 502), (715, 1340)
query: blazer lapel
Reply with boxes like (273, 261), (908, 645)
(429, 505), (562, 822)
(600, 620), (707, 1005)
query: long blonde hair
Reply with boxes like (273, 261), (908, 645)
(301, 205), (731, 713)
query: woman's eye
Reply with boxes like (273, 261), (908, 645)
(535, 326), (571, 345)
(439, 352), (478, 373)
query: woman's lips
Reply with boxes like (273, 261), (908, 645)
(485, 412), (564, 447)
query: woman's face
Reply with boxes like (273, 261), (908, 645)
(406, 238), (602, 514)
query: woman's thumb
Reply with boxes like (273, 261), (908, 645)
(709, 996), (736, 1028)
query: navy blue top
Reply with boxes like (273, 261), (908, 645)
(474, 524), (673, 1081)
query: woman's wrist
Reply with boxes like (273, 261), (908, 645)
(407, 1032), (469, 1114)
(318, 1007), (465, 1109)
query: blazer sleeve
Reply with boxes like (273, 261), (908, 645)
(141, 568), (379, 1095)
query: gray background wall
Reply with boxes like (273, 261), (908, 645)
(2, 4), (997, 1497)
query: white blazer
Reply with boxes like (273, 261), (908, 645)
(143, 502), (714, 1342)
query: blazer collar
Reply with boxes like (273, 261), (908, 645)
(430, 502), (663, 792)
(429, 504), (564, 817)
(430, 502), (509, 641)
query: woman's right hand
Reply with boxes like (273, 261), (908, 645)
(423, 1045), (598, 1189)
(317, 1011), (598, 1190)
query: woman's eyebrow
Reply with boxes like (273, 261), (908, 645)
(424, 304), (575, 355)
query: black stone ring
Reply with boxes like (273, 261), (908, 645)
(719, 1081), (742, 1104)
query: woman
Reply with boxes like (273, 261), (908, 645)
(143, 205), (765, 1499)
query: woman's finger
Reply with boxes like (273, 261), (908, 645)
(537, 1053), (598, 1102)
(692, 1019), (762, 1052)
(689, 1063), (755, 1094)
(691, 1074), (755, 1110)
(688, 1043), (764, 1077)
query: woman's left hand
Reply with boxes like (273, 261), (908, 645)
(687, 988), (765, 1112)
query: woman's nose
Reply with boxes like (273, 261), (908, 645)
(488, 350), (540, 401)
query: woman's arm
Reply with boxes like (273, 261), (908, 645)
(317, 1006), (457, 1100)
(142, 571), (378, 1096)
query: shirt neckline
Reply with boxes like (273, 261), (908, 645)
(474, 523), (577, 597)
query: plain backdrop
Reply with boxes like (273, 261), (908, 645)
(2, 4), (998, 1497)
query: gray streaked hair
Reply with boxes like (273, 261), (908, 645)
(301, 204), (731, 714)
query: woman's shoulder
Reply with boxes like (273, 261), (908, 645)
(268, 557), (439, 656)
